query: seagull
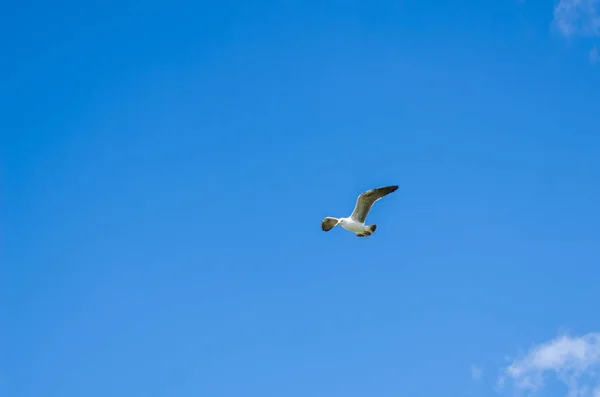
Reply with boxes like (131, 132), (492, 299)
(321, 185), (399, 237)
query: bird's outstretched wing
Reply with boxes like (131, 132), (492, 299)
(350, 185), (398, 223)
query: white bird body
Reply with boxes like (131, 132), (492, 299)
(320, 185), (398, 238)
(337, 217), (370, 234)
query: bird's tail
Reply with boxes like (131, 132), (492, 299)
(369, 224), (377, 233)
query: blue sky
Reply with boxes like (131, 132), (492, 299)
(2, 1), (600, 396)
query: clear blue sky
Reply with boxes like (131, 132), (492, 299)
(2, 1), (600, 397)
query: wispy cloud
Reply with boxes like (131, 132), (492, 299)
(590, 46), (600, 63)
(553, 0), (600, 37)
(497, 332), (600, 397)
(471, 364), (483, 381)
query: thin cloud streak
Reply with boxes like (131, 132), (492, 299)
(553, 0), (600, 37)
(471, 364), (483, 381)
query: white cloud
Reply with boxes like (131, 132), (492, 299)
(471, 364), (483, 381)
(497, 332), (600, 397)
(553, 0), (600, 37)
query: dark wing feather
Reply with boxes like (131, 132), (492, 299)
(350, 185), (398, 223)
(321, 217), (339, 231)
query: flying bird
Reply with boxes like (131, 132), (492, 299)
(321, 185), (398, 237)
